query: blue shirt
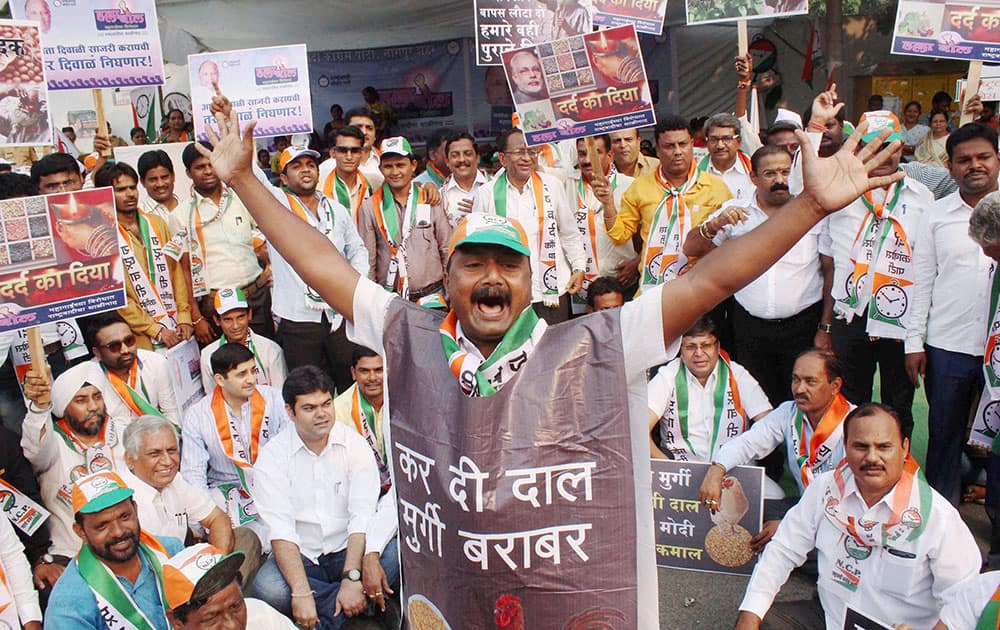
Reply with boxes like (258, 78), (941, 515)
(44, 535), (184, 630)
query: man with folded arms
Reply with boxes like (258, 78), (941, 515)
(734, 404), (978, 629)
(45, 470), (185, 629)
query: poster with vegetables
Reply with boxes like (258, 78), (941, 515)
(685, 0), (808, 24)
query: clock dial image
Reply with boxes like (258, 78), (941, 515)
(983, 401), (1000, 436)
(874, 284), (907, 319)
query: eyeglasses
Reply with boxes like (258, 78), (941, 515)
(334, 146), (364, 155)
(504, 149), (541, 159)
(707, 135), (739, 145)
(99, 335), (137, 353)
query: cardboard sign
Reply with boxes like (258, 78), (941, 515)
(844, 607), (892, 630)
(474, 0), (594, 66)
(685, 0), (808, 24)
(891, 1), (1000, 62)
(0, 21), (50, 147)
(163, 338), (205, 415)
(594, 0), (669, 34)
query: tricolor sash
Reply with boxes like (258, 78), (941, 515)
(422, 162), (447, 187)
(822, 456), (932, 592)
(322, 171), (369, 226)
(977, 582), (1000, 630)
(53, 418), (118, 508)
(175, 188), (235, 297)
(77, 531), (170, 630)
(440, 306), (547, 397)
(571, 169), (619, 311)
(116, 212), (178, 344)
(790, 393), (852, 487)
(282, 189), (343, 325)
(641, 163), (699, 293)
(972, 263), (1000, 449)
(0, 554), (20, 628)
(210, 386), (268, 524)
(220, 332), (269, 387)
(696, 151), (752, 177)
(833, 183), (913, 339)
(493, 172), (559, 306)
(659, 353), (746, 461)
(372, 183), (423, 298)
(103, 358), (166, 421)
(0, 476), (49, 536)
(351, 386), (391, 491)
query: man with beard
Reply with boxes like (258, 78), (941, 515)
(83, 312), (180, 426)
(168, 142), (273, 342)
(20, 362), (128, 588)
(441, 132), (487, 227)
(414, 128), (451, 188)
(95, 163), (192, 352)
(138, 150), (183, 221)
(191, 105), (906, 627)
(685, 146), (824, 407)
(45, 470), (184, 629)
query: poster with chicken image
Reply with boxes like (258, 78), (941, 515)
(651, 460), (764, 575)
(0, 21), (50, 147)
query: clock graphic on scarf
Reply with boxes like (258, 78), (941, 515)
(873, 284), (907, 319)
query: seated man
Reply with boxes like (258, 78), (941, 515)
(735, 404), (979, 629)
(121, 414), (261, 588)
(46, 471), (185, 629)
(181, 343), (288, 563)
(648, 316), (771, 462)
(253, 366), (383, 629)
(162, 543), (293, 629)
(334, 349), (400, 618)
(199, 287), (286, 393)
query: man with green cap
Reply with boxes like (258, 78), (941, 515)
(192, 106), (905, 628)
(44, 470), (184, 629)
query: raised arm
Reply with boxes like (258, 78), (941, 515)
(660, 124), (904, 348)
(194, 111), (360, 321)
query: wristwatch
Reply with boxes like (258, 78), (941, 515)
(817, 323), (833, 334)
(343, 568), (362, 582)
(35, 553), (54, 567)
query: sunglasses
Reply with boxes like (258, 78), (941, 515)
(334, 146), (364, 155)
(99, 334), (137, 352)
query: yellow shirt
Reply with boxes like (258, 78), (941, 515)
(608, 169), (731, 246)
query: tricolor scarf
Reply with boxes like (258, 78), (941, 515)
(53, 418), (117, 507)
(976, 582), (1000, 630)
(177, 188), (234, 297)
(371, 183), (423, 298)
(210, 386), (268, 524)
(440, 306), (547, 397)
(76, 531), (170, 630)
(659, 353), (746, 461)
(422, 162), (447, 187)
(790, 393), (852, 487)
(0, 476), (49, 536)
(0, 552), (20, 628)
(282, 189), (342, 325)
(822, 456), (932, 593)
(103, 358), (166, 421)
(351, 386), (391, 491)
(972, 263), (1000, 449)
(220, 332), (269, 387)
(322, 171), (369, 226)
(696, 151), (753, 178)
(642, 163), (699, 293)
(156, 130), (190, 143)
(493, 172), (559, 306)
(571, 168), (619, 311)
(834, 183), (913, 339)
(116, 212), (178, 344)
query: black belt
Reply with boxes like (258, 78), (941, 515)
(408, 281), (444, 301)
(240, 272), (269, 297)
(736, 300), (821, 325)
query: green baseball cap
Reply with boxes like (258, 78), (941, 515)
(72, 471), (134, 515)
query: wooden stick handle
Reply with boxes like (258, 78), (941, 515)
(960, 61), (983, 127)
(737, 19), (749, 57)
(93, 88), (112, 157)
(26, 327), (50, 406)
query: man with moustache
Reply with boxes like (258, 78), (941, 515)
(734, 404), (978, 629)
(95, 163), (192, 352)
(45, 471), (185, 629)
(685, 145), (824, 407)
(905, 123), (1000, 506)
(609, 128), (659, 178)
(138, 150), (183, 221)
(414, 128), (451, 188)
(441, 132), (487, 227)
(508, 50), (548, 104)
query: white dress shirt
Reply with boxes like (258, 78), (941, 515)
(95, 350), (179, 427)
(346, 275), (680, 630)
(711, 196), (823, 319)
(740, 468), (979, 629)
(704, 155), (754, 201)
(819, 177), (932, 325)
(441, 171), (488, 227)
(905, 190), (993, 356)
(0, 516), (41, 625)
(199, 331), (287, 394)
(318, 150), (384, 191)
(566, 170), (638, 276)
(648, 357), (771, 461)
(939, 571), (1000, 629)
(245, 598), (297, 629)
(253, 422), (379, 562)
(472, 171), (588, 303)
(121, 468), (217, 542)
(140, 194), (183, 223)
(714, 401), (850, 495)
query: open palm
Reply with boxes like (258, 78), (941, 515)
(193, 110), (256, 185)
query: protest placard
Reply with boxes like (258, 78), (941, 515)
(0, 21), (50, 147)
(188, 44), (312, 142)
(474, 0), (593, 66)
(844, 607), (892, 630)
(593, 0), (669, 34)
(12, 0), (164, 89)
(956, 76), (1000, 103)
(891, 1), (1000, 62)
(651, 459), (763, 575)
(502, 25), (656, 147)
(685, 0), (808, 25)
(164, 338), (205, 414)
(0, 187), (125, 334)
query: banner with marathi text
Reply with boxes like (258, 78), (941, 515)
(891, 1), (1000, 62)
(474, 0), (594, 66)
(12, 0), (164, 89)
(594, 0), (669, 34)
(0, 188), (125, 333)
